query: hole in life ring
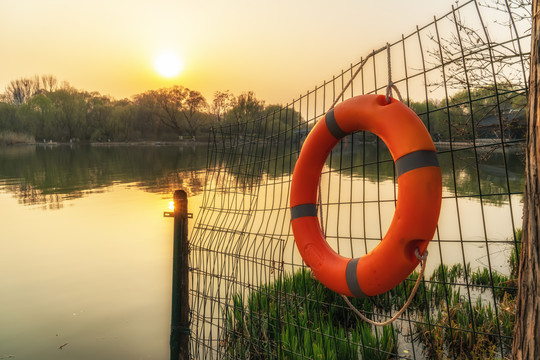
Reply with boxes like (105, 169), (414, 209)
(376, 94), (392, 106)
(405, 239), (428, 263)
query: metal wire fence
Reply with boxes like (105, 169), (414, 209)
(188, 0), (530, 358)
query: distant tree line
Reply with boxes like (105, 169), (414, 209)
(408, 84), (527, 142)
(0, 75), (527, 143)
(0, 75), (300, 143)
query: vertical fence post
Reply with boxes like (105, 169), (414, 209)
(170, 190), (190, 360)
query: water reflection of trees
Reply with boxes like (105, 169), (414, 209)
(0, 144), (208, 208)
(329, 137), (525, 204)
(206, 134), (297, 194)
(2, 137), (524, 208)
(205, 129), (524, 206)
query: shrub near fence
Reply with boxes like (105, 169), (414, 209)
(189, 1), (530, 359)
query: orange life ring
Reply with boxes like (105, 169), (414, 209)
(290, 94), (442, 297)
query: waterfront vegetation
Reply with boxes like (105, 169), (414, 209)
(223, 231), (521, 359)
(0, 131), (34, 145)
(0, 75), (300, 143)
(223, 268), (398, 359)
(0, 75), (527, 145)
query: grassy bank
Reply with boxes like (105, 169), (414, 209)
(0, 131), (35, 146)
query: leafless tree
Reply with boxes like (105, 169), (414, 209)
(426, 0), (531, 92)
(211, 90), (234, 123)
(4, 76), (41, 105)
(40, 75), (58, 92)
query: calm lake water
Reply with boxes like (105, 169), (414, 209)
(0, 142), (525, 359)
(0, 144), (207, 360)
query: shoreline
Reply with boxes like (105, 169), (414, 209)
(2, 140), (210, 147)
(2, 139), (524, 151)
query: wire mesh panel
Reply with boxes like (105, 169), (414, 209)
(189, 0), (530, 358)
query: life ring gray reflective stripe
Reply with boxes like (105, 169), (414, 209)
(395, 150), (439, 178)
(290, 203), (317, 221)
(346, 258), (367, 298)
(325, 109), (347, 140)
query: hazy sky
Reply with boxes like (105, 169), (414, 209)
(1, 0), (459, 104)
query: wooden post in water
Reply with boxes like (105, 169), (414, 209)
(170, 190), (190, 360)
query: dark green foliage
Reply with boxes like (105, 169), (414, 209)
(408, 86), (527, 143)
(470, 268), (515, 298)
(222, 269), (398, 359)
(222, 230), (520, 359)
(358, 323), (398, 360)
(0, 77), (305, 143)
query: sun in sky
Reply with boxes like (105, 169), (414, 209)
(154, 50), (183, 78)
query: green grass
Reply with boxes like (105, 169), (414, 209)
(222, 268), (398, 359)
(222, 230), (520, 359)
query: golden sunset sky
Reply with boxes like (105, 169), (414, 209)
(1, 0), (458, 105)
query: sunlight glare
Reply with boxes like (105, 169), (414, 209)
(154, 51), (183, 78)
